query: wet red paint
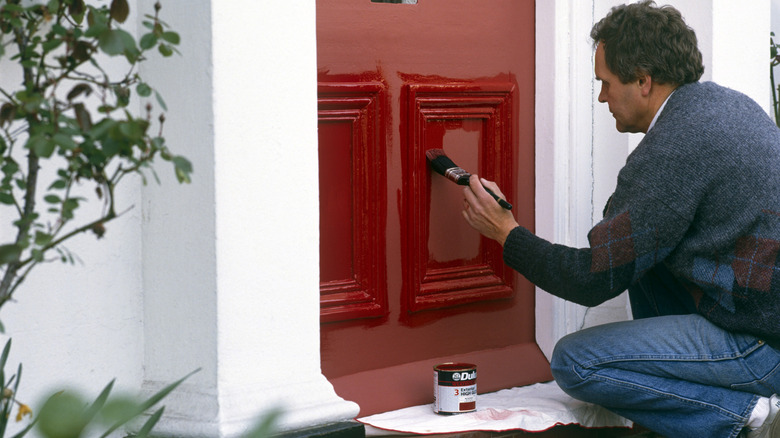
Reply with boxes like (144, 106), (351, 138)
(317, 0), (548, 416)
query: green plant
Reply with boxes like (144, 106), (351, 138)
(0, 339), (33, 437)
(771, 32), (780, 127)
(0, 0), (192, 311)
(243, 408), (283, 438)
(0, 338), (196, 438)
(0, 0), (192, 435)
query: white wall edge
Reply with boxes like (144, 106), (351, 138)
(535, 0), (595, 360)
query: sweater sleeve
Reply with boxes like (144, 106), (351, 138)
(503, 226), (621, 306)
(503, 177), (694, 307)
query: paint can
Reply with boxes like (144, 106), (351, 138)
(433, 362), (477, 414)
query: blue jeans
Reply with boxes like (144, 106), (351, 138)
(550, 264), (780, 438)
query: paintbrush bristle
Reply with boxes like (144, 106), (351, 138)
(425, 148), (446, 161)
(426, 149), (456, 172)
(425, 148), (470, 185)
(425, 148), (513, 210)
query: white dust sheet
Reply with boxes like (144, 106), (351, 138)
(358, 381), (632, 436)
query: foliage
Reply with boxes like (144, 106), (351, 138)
(0, 338), (196, 438)
(0, 334), (277, 438)
(243, 408), (283, 438)
(771, 32), (780, 127)
(0, 0), (192, 310)
(0, 0), (192, 435)
(0, 339), (32, 438)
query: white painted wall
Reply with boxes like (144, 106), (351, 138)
(138, 0), (221, 433)
(0, 4), (147, 437)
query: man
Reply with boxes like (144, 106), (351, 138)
(461, 2), (780, 437)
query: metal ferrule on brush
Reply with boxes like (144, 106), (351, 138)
(444, 167), (470, 184)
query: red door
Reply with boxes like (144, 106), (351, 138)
(317, 0), (550, 417)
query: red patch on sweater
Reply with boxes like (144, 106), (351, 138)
(732, 235), (780, 292)
(590, 211), (636, 273)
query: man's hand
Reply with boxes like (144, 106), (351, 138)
(461, 174), (519, 246)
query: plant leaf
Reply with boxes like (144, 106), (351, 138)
(41, 37), (63, 53)
(244, 407), (284, 438)
(11, 363), (21, 401)
(34, 231), (52, 246)
(109, 0), (130, 23)
(52, 133), (77, 151)
(74, 103), (93, 131)
(136, 369), (198, 413)
(98, 395), (138, 427)
(48, 179), (67, 190)
(0, 103), (14, 126)
(98, 29), (135, 56)
(172, 156), (192, 184)
(0, 339), (11, 374)
(158, 43), (173, 57)
(37, 391), (89, 438)
(69, 0), (86, 22)
(132, 407), (164, 438)
(136, 82), (152, 97)
(26, 135), (55, 158)
(154, 91), (167, 111)
(161, 31), (179, 45)
(139, 33), (156, 51)
(67, 83), (92, 101)
(100, 369), (198, 438)
(85, 7), (108, 37)
(10, 421), (37, 438)
(0, 245), (22, 264)
(83, 379), (114, 424)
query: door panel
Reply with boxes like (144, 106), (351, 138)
(317, 0), (550, 416)
(405, 82), (515, 312)
(318, 82), (388, 322)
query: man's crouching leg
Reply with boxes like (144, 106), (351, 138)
(548, 316), (771, 438)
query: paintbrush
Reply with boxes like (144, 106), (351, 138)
(425, 148), (513, 210)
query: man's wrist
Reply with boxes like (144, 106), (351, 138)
(499, 225), (520, 247)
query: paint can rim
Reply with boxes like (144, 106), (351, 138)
(433, 362), (476, 372)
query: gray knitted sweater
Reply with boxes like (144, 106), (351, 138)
(504, 81), (780, 344)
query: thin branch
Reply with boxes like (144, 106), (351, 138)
(17, 210), (118, 269)
(0, 23), (42, 304)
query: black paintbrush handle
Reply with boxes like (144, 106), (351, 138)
(484, 187), (513, 210)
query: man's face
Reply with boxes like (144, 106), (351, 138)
(594, 42), (647, 133)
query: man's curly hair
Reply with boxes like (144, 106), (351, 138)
(591, 1), (704, 86)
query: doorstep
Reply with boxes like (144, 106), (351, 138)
(276, 422), (657, 438)
(358, 382), (646, 437)
(363, 424), (655, 437)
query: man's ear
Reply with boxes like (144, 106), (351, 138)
(637, 74), (652, 97)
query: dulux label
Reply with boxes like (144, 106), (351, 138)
(452, 371), (477, 381)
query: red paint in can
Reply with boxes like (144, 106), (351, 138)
(433, 362), (477, 414)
